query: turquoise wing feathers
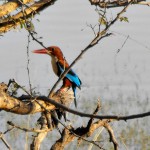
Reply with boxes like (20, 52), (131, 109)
(57, 62), (82, 88)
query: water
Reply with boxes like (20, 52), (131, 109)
(1, 0), (150, 149)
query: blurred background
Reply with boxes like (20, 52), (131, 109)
(1, 0), (150, 149)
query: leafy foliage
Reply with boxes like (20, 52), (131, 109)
(119, 16), (129, 22)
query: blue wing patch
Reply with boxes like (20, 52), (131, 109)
(57, 62), (81, 107)
(57, 62), (81, 88)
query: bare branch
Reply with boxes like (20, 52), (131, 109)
(0, 82), (73, 115)
(7, 121), (52, 133)
(0, 132), (12, 150)
(0, 0), (32, 18)
(1, 0), (150, 33)
(26, 33), (33, 95)
(48, 2), (131, 97)
(104, 122), (118, 150)
(89, 0), (150, 8)
(0, 0), (58, 33)
(51, 119), (114, 150)
(51, 104), (106, 150)
(1, 82), (150, 122)
(117, 35), (129, 53)
(30, 114), (49, 150)
(35, 96), (150, 121)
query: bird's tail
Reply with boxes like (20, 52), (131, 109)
(51, 110), (60, 127)
(72, 85), (77, 107)
(55, 109), (67, 122)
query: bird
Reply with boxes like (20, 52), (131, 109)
(33, 46), (82, 107)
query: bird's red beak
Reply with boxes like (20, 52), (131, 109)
(32, 49), (47, 54)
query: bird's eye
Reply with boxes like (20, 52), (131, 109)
(51, 48), (55, 51)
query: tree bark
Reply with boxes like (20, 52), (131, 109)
(0, 82), (73, 115)
(0, 0), (58, 33)
(0, 0), (33, 18)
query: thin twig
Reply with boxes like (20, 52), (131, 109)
(88, 127), (104, 150)
(0, 132), (12, 150)
(113, 31), (150, 51)
(9, 79), (32, 96)
(25, 31), (32, 150)
(117, 35), (129, 53)
(104, 123), (118, 150)
(7, 121), (52, 133)
(26, 33), (32, 95)
(3, 127), (14, 135)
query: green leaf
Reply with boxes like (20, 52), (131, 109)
(19, 19), (23, 29)
(119, 16), (129, 23)
(99, 17), (107, 26)
(36, 19), (40, 22)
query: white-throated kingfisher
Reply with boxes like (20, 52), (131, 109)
(33, 46), (82, 107)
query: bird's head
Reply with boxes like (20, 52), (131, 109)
(33, 46), (64, 59)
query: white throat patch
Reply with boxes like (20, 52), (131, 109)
(51, 56), (58, 76)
